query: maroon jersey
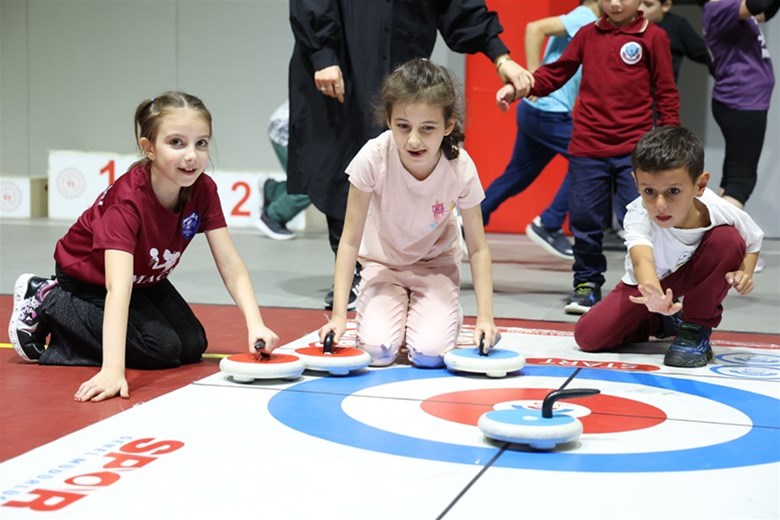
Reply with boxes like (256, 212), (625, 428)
(54, 162), (227, 287)
(531, 13), (680, 157)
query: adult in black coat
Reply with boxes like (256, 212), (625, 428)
(288, 0), (533, 275)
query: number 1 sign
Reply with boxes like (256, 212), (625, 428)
(48, 150), (136, 221)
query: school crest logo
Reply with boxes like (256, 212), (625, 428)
(182, 211), (201, 240)
(620, 41), (643, 65)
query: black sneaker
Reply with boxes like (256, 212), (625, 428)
(664, 322), (713, 368)
(654, 310), (683, 339)
(525, 216), (573, 260)
(564, 282), (601, 315)
(324, 272), (361, 311)
(255, 210), (295, 241)
(8, 273), (56, 361)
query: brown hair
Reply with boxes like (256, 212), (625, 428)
(372, 58), (465, 160)
(132, 91), (213, 204)
(631, 126), (704, 183)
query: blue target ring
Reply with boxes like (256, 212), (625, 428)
(267, 366), (780, 472)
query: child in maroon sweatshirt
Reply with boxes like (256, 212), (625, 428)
(498, 0), (680, 315)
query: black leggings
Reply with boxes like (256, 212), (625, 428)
(711, 99), (768, 205)
(38, 265), (207, 368)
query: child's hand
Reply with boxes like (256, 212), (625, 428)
(496, 84), (517, 112)
(250, 325), (280, 355)
(320, 317), (347, 344)
(629, 284), (682, 315)
(726, 270), (754, 295)
(474, 321), (501, 352)
(74, 369), (129, 403)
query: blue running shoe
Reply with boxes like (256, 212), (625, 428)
(664, 322), (713, 368)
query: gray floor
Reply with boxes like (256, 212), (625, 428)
(1, 218), (778, 334)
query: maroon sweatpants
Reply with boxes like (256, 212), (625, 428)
(575, 226), (746, 352)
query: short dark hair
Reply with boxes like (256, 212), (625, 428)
(631, 127), (704, 183)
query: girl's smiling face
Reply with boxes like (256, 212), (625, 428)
(142, 107), (211, 204)
(388, 102), (454, 179)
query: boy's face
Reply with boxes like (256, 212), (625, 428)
(600, 0), (643, 26)
(640, 0), (672, 23)
(633, 167), (710, 229)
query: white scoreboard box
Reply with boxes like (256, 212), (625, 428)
(0, 176), (47, 218)
(47, 150), (304, 230)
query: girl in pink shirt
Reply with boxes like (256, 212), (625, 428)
(320, 59), (500, 368)
(8, 92), (280, 402)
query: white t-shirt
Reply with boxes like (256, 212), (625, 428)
(621, 187), (764, 285)
(347, 131), (485, 268)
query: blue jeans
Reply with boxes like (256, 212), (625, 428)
(481, 102), (572, 230)
(568, 154), (638, 287)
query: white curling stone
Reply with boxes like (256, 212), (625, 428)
(478, 408), (583, 450)
(219, 353), (305, 382)
(444, 347), (525, 378)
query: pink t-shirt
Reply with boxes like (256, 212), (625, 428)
(346, 131), (484, 268)
(54, 162), (227, 287)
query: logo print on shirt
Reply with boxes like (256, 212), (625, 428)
(430, 201), (447, 229)
(620, 41), (642, 65)
(149, 248), (181, 273)
(182, 211), (201, 240)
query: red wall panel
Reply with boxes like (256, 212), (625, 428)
(464, 0), (578, 233)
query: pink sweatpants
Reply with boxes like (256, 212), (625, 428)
(575, 226), (746, 352)
(355, 262), (462, 368)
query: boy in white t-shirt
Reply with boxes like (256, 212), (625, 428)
(574, 126), (763, 367)
(319, 58), (500, 368)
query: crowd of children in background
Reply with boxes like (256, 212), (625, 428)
(7, 0), (773, 402)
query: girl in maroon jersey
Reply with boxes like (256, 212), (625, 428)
(8, 91), (279, 402)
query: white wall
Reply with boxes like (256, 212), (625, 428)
(1, 1), (777, 235)
(1, 0), (292, 178)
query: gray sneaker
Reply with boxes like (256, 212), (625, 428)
(255, 211), (295, 241)
(525, 216), (573, 260)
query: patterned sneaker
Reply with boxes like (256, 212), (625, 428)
(8, 273), (57, 361)
(255, 211), (295, 240)
(324, 271), (361, 311)
(525, 216), (573, 260)
(564, 282), (601, 315)
(663, 322), (713, 368)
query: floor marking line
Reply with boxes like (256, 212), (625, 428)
(436, 444), (508, 519)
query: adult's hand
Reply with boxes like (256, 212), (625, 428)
(314, 65), (345, 103)
(496, 57), (534, 100)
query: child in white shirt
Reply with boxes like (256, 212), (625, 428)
(574, 126), (763, 367)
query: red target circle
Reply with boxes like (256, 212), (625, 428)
(421, 389), (666, 433)
(225, 353), (300, 364)
(295, 346), (366, 357)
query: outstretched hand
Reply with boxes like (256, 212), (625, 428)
(628, 284), (682, 315)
